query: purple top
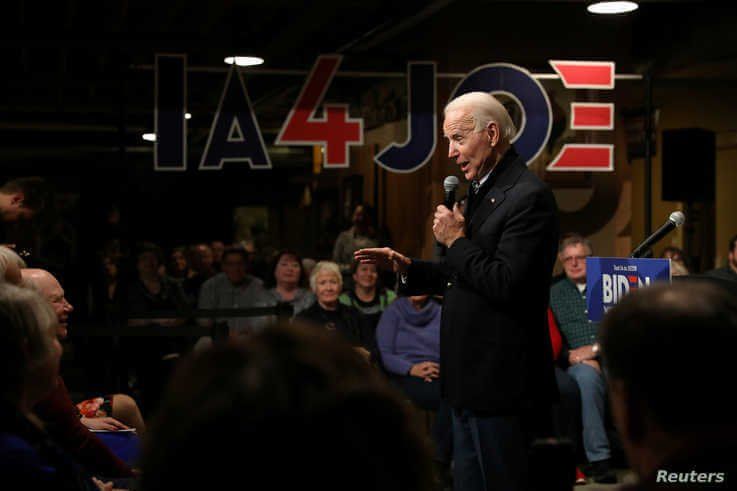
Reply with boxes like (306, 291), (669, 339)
(376, 297), (441, 375)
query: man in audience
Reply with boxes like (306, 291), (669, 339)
(198, 247), (267, 336)
(0, 177), (50, 244)
(182, 243), (217, 301)
(706, 233), (737, 283)
(601, 282), (737, 490)
(549, 233), (614, 483)
(22, 268), (145, 476)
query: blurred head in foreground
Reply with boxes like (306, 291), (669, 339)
(600, 282), (737, 481)
(140, 325), (434, 491)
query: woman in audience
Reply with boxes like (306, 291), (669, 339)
(126, 242), (189, 328)
(0, 283), (99, 489)
(339, 261), (396, 335)
(375, 294), (452, 466)
(297, 261), (373, 361)
(261, 249), (314, 316)
(167, 246), (194, 282)
(140, 325), (434, 491)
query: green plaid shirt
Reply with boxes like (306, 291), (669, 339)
(549, 278), (599, 349)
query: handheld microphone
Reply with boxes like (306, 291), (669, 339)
(435, 176), (461, 259)
(443, 176), (460, 210)
(630, 211), (686, 258)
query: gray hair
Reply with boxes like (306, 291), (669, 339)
(558, 233), (593, 255)
(0, 283), (58, 402)
(309, 261), (342, 292)
(0, 246), (27, 284)
(444, 92), (517, 143)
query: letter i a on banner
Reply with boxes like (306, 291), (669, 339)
(275, 55), (364, 168)
(199, 65), (272, 170)
(547, 60), (615, 172)
(155, 54), (187, 171)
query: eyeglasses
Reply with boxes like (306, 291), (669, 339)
(561, 254), (590, 264)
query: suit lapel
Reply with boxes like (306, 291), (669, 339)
(468, 153), (526, 237)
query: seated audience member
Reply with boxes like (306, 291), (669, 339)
(210, 240), (225, 272)
(0, 283), (99, 489)
(126, 243), (188, 330)
(705, 233), (737, 283)
(332, 203), (378, 277)
(548, 308), (586, 485)
(167, 246), (194, 283)
(260, 249), (314, 316)
(600, 282), (737, 490)
(339, 261), (396, 335)
(550, 234), (615, 483)
(90, 252), (124, 321)
(375, 294), (451, 466)
(182, 243), (217, 301)
(660, 246), (689, 276)
(0, 177), (50, 243)
(297, 261), (373, 361)
(139, 325), (434, 491)
(22, 268), (142, 475)
(198, 247), (267, 336)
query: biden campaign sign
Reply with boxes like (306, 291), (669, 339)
(587, 257), (671, 322)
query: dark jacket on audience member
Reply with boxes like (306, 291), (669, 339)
(0, 403), (96, 490)
(32, 377), (133, 478)
(297, 302), (375, 354)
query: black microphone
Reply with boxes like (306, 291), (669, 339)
(443, 176), (460, 210)
(434, 176), (461, 259)
(630, 211), (686, 258)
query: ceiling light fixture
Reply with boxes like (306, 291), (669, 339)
(185, 113), (192, 120)
(587, 1), (639, 14)
(142, 133), (156, 142)
(224, 56), (264, 67)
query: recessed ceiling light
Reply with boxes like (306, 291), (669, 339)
(142, 133), (156, 142)
(224, 56), (264, 67)
(587, 1), (638, 14)
(185, 113), (192, 120)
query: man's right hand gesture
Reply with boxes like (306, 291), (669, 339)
(354, 247), (411, 274)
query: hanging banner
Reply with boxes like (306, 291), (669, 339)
(154, 55), (625, 173)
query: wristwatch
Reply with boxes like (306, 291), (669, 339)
(592, 342), (600, 357)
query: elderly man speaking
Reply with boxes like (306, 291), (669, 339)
(356, 92), (559, 491)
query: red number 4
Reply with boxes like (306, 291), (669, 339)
(275, 55), (363, 168)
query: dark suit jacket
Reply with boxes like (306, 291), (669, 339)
(401, 147), (559, 414)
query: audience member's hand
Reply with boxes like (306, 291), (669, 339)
(409, 361), (440, 382)
(568, 345), (596, 365)
(354, 247), (411, 274)
(81, 416), (130, 432)
(354, 346), (372, 362)
(92, 476), (127, 491)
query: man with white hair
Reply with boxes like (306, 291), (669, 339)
(21, 268), (143, 477)
(356, 92), (559, 490)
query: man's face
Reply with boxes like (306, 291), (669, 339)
(560, 243), (591, 284)
(136, 251), (159, 276)
(1, 193), (34, 222)
(443, 108), (493, 182)
(353, 263), (378, 290)
(197, 245), (214, 270)
(222, 253), (247, 285)
(36, 273), (74, 339)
